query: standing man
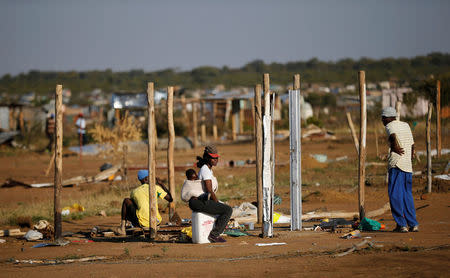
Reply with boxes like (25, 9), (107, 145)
(382, 107), (419, 233)
(45, 113), (55, 152)
(75, 113), (86, 146)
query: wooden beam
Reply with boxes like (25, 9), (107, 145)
(427, 103), (433, 193)
(192, 101), (198, 148)
(254, 84), (263, 224)
(167, 86), (176, 218)
(54, 85), (63, 240)
(147, 82), (157, 239)
(346, 112), (359, 155)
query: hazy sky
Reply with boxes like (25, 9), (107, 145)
(1, 0), (449, 77)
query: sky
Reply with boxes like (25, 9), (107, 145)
(1, 0), (449, 77)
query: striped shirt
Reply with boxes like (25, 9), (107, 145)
(385, 120), (414, 173)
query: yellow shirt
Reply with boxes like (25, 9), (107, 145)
(130, 183), (167, 227)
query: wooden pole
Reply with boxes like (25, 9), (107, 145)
(436, 80), (441, 158)
(54, 85), (63, 240)
(201, 100), (206, 143)
(114, 109), (120, 125)
(251, 98), (255, 139)
(192, 101), (198, 148)
(167, 86), (176, 219)
(147, 82), (157, 239)
(212, 102), (218, 140)
(396, 101), (401, 120)
(254, 84), (263, 224)
(358, 71), (366, 220)
(427, 103), (433, 193)
(346, 112), (359, 155)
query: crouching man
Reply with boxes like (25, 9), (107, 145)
(115, 170), (173, 235)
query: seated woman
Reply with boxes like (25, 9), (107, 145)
(188, 144), (232, 243)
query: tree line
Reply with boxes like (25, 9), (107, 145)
(0, 52), (449, 105)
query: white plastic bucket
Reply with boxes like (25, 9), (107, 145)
(191, 212), (217, 244)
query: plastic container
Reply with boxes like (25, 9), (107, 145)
(191, 212), (217, 244)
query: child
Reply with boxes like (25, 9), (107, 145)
(181, 169), (209, 202)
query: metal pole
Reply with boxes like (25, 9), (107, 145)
(358, 71), (366, 220)
(290, 74), (302, 231)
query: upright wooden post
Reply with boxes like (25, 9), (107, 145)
(290, 74), (302, 231)
(426, 103), (433, 193)
(346, 112), (359, 155)
(212, 102), (218, 140)
(436, 80), (441, 158)
(254, 84), (263, 224)
(396, 101), (401, 120)
(358, 71), (366, 220)
(231, 108), (237, 141)
(167, 86), (176, 218)
(147, 82), (157, 239)
(251, 98), (255, 139)
(54, 85), (63, 240)
(192, 101), (198, 148)
(201, 100), (206, 143)
(114, 109), (120, 125)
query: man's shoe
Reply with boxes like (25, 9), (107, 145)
(409, 226), (419, 232)
(393, 225), (408, 233)
(208, 234), (226, 243)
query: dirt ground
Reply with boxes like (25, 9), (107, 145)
(0, 131), (449, 277)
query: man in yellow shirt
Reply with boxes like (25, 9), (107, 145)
(115, 170), (173, 235)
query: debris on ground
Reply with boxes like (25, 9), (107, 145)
(14, 256), (107, 265)
(340, 230), (361, 239)
(302, 125), (336, 141)
(24, 230), (43, 241)
(358, 217), (385, 231)
(0, 228), (26, 237)
(255, 242), (287, 247)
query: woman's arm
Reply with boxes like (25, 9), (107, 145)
(204, 179), (218, 202)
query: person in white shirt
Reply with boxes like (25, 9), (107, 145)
(75, 113), (87, 145)
(382, 107), (418, 233)
(189, 144), (232, 243)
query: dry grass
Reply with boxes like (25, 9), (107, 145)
(88, 111), (142, 159)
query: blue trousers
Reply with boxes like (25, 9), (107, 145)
(388, 168), (418, 227)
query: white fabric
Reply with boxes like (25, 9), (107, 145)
(180, 180), (204, 202)
(76, 118), (86, 134)
(385, 120), (414, 173)
(198, 164), (218, 193)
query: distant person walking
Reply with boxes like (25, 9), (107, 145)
(45, 113), (55, 152)
(75, 113), (87, 146)
(382, 107), (419, 233)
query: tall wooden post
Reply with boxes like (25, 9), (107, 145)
(147, 82), (157, 239)
(54, 85), (63, 240)
(346, 112), (359, 155)
(114, 109), (120, 125)
(201, 100), (206, 143)
(427, 103), (433, 193)
(436, 80), (441, 158)
(374, 125), (379, 159)
(231, 108), (237, 141)
(167, 86), (176, 218)
(254, 84), (263, 224)
(358, 71), (366, 220)
(212, 102), (218, 140)
(192, 101), (198, 148)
